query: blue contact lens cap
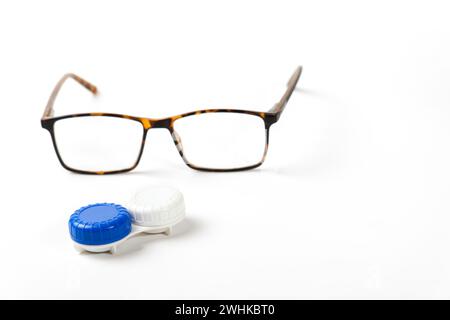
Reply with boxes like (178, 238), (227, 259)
(69, 203), (132, 245)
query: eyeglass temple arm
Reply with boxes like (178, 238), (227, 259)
(42, 73), (98, 119)
(268, 66), (302, 115)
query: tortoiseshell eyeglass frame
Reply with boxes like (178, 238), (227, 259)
(41, 66), (302, 174)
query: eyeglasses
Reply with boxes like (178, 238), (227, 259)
(41, 67), (302, 174)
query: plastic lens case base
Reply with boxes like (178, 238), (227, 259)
(73, 216), (184, 254)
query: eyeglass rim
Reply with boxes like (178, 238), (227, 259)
(41, 109), (274, 174)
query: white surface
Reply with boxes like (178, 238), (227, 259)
(127, 185), (185, 227)
(0, 0), (450, 299)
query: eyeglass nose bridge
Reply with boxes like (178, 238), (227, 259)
(141, 116), (184, 152)
(152, 118), (171, 129)
(143, 117), (173, 130)
(139, 116), (186, 165)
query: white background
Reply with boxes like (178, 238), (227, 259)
(0, 0), (449, 299)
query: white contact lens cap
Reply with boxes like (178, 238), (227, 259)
(127, 186), (185, 228)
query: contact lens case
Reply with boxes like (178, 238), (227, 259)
(69, 186), (185, 253)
